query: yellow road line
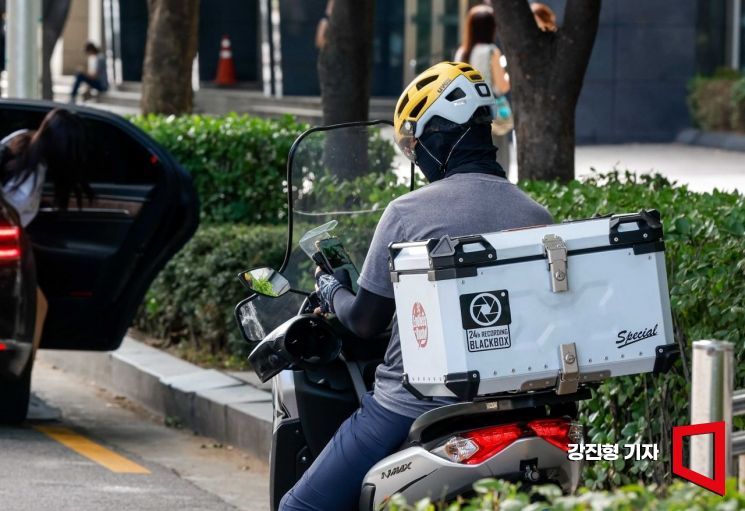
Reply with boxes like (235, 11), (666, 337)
(33, 425), (150, 474)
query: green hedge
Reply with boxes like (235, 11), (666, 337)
(134, 171), (745, 489)
(130, 114), (398, 225)
(688, 68), (745, 132)
(387, 478), (745, 510)
(130, 113), (306, 224)
(523, 171), (745, 488)
(134, 224), (285, 357)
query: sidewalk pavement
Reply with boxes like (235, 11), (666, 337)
(574, 143), (745, 194)
(38, 336), (274, 461)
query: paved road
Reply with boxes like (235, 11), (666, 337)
(0, 360), (270, 511)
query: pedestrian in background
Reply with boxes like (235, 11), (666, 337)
(70, 42), (109, 103)
(455, 5), (512, 173)
(315, 0), (334, 50)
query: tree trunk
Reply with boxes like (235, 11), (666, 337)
(141, 0), (200, 115)
(492, 0), (600, 182)
(317, 0), (375, 179)
(318, 0), (375, 124)
(41, 0), (72, 100)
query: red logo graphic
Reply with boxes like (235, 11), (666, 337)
(412, 302), (428, 348)
(672, 421), (726, 496)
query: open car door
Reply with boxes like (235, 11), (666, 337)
(0, 101), (199, 351)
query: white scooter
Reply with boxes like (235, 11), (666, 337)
(234, 121), (588, 509)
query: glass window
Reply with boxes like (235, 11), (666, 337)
(695, 0), (728, 74)
(415, 0), (433, 73)
(740, 1), (745, 70)
(443, 0), (461, 61)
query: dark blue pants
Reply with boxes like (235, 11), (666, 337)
(71, 73), (105, 99)
(279, 392), (415, 511)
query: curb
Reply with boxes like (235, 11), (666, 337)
(37, 336), (273, 460)
(676, 128), (745, 153)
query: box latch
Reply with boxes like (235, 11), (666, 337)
(542, 234), (568, 293)
(557, 343), (579, 395)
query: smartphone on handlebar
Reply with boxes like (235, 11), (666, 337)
(315, 237), (360, 293)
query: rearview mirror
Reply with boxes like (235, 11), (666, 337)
(237, 267), (291, 298)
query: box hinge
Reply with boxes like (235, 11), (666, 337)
(556, 343), (579, 395)
(542, 234), (568, 293)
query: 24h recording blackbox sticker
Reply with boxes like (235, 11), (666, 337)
(459, 290), (512, 352)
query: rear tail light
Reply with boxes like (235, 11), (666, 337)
(444, 422), (523, 465)
(0, 226), (20, 263)
(527, 418), (580, 452)
(439, 418), (582, 465)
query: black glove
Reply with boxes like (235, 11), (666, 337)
(315, 268), (353, 314)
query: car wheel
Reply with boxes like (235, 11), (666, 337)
(0, 359), (32, 424)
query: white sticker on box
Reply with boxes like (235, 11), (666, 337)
(466, 325), (511, 352)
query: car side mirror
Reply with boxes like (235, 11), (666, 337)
(237, 267), (291, 298)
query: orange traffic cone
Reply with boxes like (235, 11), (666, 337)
(215, 35), (238, 86)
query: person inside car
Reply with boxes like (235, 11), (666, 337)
(279, 62), (553, 511)
(0, 108), (90, 355)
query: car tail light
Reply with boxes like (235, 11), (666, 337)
(0, 226), (20, 263)
(527, 418), (577, 452)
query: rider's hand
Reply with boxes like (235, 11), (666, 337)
(314, 266), (353, 315)
(313, 266), (329, 316)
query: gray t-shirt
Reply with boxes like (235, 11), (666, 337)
(358, 173), (554, 419)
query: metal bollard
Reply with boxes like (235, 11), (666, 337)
(690, 340), (733, 479)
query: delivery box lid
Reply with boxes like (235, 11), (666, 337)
(389, 210), (663, 280)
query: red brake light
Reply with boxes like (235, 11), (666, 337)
(0, 226), (19, 239)
(0, 225), (20, 263)
(0, 248), (20, 260)
(0, 342), (7, 351)
(527, 418), (573, 452)
(461, 422), (524, 465)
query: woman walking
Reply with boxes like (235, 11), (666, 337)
(455, 4), (512, 173)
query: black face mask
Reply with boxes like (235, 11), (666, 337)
(414, 122), (505, 183)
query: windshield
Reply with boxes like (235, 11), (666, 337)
(283, 121), (412, 289)
(236, 121), (414, 343)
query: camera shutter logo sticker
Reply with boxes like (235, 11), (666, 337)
(460, 290), (511, 352)
(412, 302), (428, 348)
(469, 293), (502, 326)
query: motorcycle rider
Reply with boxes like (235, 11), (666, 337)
(280, 61), (554, 510)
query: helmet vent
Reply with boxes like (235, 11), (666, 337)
(445, 88), (466, 101)
(460, 65), (475, 73)
(397, 95), (409, 115)
(415, 75), (438, 90)
(471, 73), (483, 81)
(409, 98), (427, 118)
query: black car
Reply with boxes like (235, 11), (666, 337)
(0, 100), (199, 423)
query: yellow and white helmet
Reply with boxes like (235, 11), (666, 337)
(393, 61), (497, 161)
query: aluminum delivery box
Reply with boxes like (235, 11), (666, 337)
(389, 211), (677, 401)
